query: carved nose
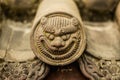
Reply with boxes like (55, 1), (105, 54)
(51, 37), (65, 48)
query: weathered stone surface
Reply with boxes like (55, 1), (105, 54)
(84, 21), (120, 60)
(0, 20), (35, 62)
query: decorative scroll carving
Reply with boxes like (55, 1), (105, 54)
(79, 53), (120, 80)
(0, 59), (49, 80)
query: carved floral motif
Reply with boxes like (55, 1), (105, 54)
(0, 59), (49, 80)
(79, 53), (120, 80)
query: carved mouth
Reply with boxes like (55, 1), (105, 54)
(36, 35), (80, 60)
(39, 37), (75, 55)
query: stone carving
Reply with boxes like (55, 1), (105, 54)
(0, 59), (49, 80)
(78, 1), (120, 80)
(0, 20), (49, 80)
(1, 0), (120, 79)
(32, 14), (84, 66)
(0, 0), (49, 79)
(79, 53), (120, 80)
(0, 0), (86, 79)
(31, 0), (86, 66)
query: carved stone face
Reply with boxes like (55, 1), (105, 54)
(31, 14), (85, 66)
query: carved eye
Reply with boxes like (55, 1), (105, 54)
(61, 34), (70, 41)
(46, 33), (50, 38)
(49, 34), (55, 40)
(46, 33), (55, 40)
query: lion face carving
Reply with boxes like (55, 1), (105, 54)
(31, 14), (86, 66)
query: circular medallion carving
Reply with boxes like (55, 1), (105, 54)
(31, 13), (86, 66)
